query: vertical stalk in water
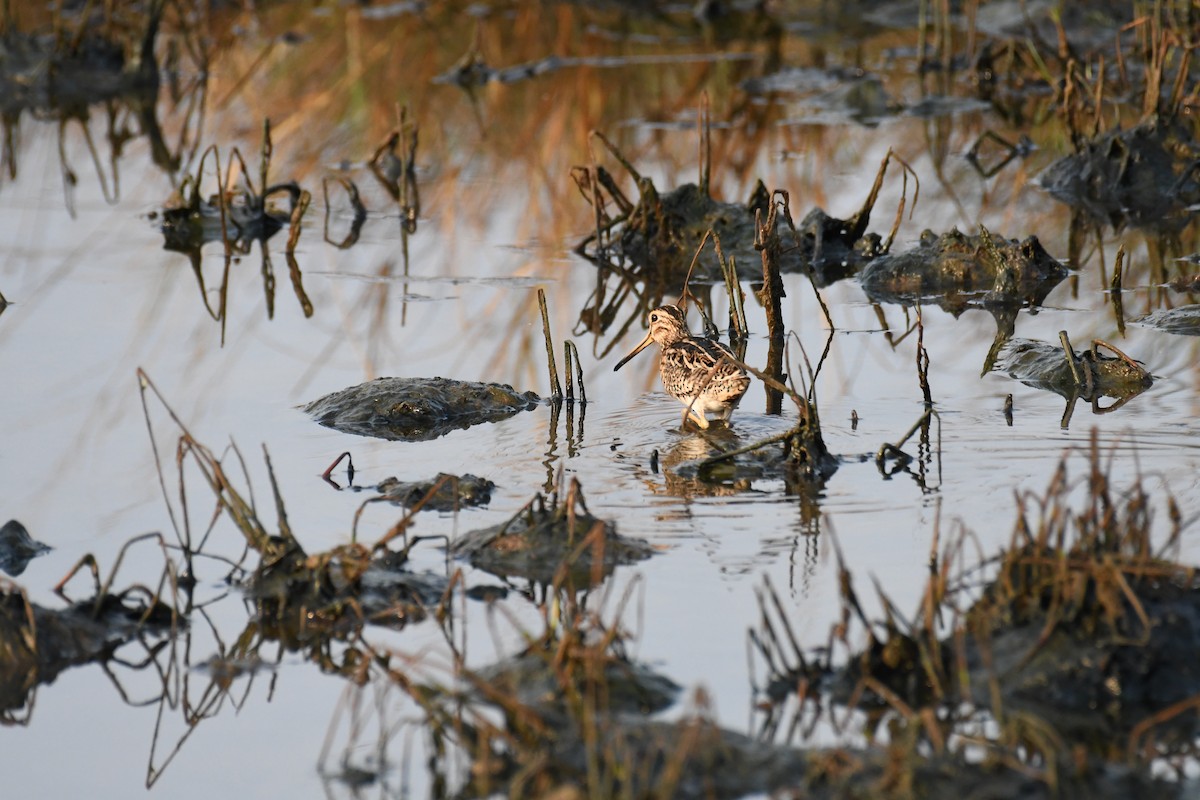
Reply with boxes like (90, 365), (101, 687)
(538, 288), (562, 401)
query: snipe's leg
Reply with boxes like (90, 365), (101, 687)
(684, 405), (710, 429)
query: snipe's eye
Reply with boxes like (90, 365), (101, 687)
(650, 313), (659, 322)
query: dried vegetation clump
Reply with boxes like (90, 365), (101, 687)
(755, 437), (1200, 793)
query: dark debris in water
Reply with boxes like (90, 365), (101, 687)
(998, 336), (1152, 403)
(861, 226), (1067, 302)
(575, 132), (903, 287)
(372, 473), (495, 512)
(452, 479), (653, 586)
(247, 542), (448, 638)
(159, 179), (301, 254)
(0, 520), (51, 577)
(0, 3), (161, 117)
(0, 583), (175, 715)
(1039, 121), (1200, 232)
(472, 646), (680, 724)
(1138, 304), (1200, 337)
(304, 376), (540, 442)
(761, 444), (1200, 785)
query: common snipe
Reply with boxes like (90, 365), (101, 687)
(613, 304), (750, 429)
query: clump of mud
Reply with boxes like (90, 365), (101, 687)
(1040, 121), (1200, 231)
(305, 376), (540, 442)
(754, 440), (1200, 794)
(0, 520), (50, 577)
(0, 544), (177, 716)
(372, 473), (495, 512)
(861, 226), (1067, 301)
(574, 131), (907, 286)
(1139, 305), (1200, 337)
(453, 478), (653, 586)
(0, 0), (161, 116)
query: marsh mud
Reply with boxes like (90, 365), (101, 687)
(577, 139), (893, 285)
(371, 473), (495, 512)
(304, 376), (540, 442)
(443, 593), (1181, 800)
(861, 227), (1067, 301)
(452, 481), (654, 586)
(1040, 121), (1200, 231)
(0, 584), (175, 715)
(159, 181), (302, 253)
(247, 541), (448, 636)
(997, 336), (1152, 414)
(669, 419), (839, 497)
(0, 3), (160, 117)
(1139, 304), (1200, 337)
(0, 521), (50, 577)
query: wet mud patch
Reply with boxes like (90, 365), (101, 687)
(997, 335), (1152, 424)
(0, 567), (176, 716)
(672, 418), (839, 497)
(861, 226), (1067, 301)
(0, 1), (161, 116)
(0, 521), (50, 577)
(304, 376), (540, 442)
(247, 543), (448, 638)
(752, 443), (1200, 794)
(1138, 304), (1200, 337)
(371, 473), (495, 512)
(575, 127), (908, 285)
(1039, 121), (1200, 231)
(452, 479), (653, 587)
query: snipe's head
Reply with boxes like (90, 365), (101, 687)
(613, 304), (690, 371)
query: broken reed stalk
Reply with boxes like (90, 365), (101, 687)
(1058, 330), (1086, 389)
(285, 252), (314, 317)
(564, 341), (575, 403)
(285, 189), (311, 254)
(55, 532), (174, 620)
(563, 340), (586, 405)
(321, 177), (367, 249)
(916, 305), (932, 406)
(755, 200), (786, 416)
(1110, 245), (1126, 335)
(876, 408), (935, 464)
(194, 144), (231, 257)
(260, 119), (271, 204)
(676, 228), (714, 310)
(1110, 244), (1125, 291)
(538, 288), (562, 401)
(137, 369), (279, 556)
(586, 137), (607, 257)
(714, 232), (747, 340)
(698, 91), (710, 198)
(321, 451), (355, 484)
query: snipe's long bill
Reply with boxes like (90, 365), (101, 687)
(613, 304), (750, 429)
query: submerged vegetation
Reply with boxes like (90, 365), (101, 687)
(5, 0), (1200, 798)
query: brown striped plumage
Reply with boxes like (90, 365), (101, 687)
(613, 304), (750, 429)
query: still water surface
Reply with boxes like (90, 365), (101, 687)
(2, 3), (1199, 796)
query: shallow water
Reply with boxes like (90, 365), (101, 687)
(2, 2), (1200, 796)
